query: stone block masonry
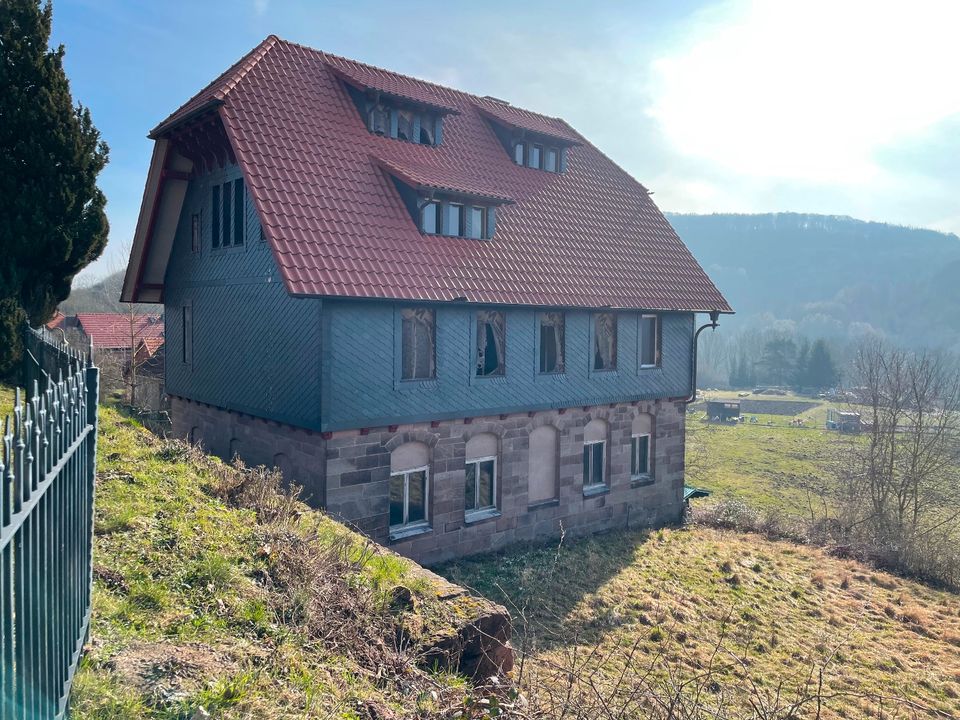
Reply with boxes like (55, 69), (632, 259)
(170, 396), (686, 566)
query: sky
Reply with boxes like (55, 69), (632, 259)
(50, 0), (960, 284)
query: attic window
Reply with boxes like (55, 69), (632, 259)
(512, 140), (562, 172)
(419, 198), (494, 240)
(211, 178), (245, 249)
(345, 83), (443, 146)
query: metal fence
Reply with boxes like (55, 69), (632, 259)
(1, 327), (99, 718)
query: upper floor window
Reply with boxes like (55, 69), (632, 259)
(640, 314), (660, 368)
(211, 178), (245, 249)
(539, 312), (565, 374)
(513, 141), (563, 173)
(476, 310), (506, 377)
(445, 203), (464, 236)
(420, 200), (493, 240)
(421, 202), (440, 234)
(400, 308), (435, 381)
(181, 302), (193, 365)
(593, 313), (617, 371)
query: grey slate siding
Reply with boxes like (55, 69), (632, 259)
(164, 163), (323, 429)
(321, 301), (693, 431)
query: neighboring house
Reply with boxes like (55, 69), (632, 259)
(120, 36), (731, 564)
(74, 313), (165, 354)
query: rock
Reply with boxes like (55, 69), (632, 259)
(191, 708), (211, 720)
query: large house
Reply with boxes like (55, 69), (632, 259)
(121, 36), (731, 564)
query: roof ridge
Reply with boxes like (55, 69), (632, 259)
(151, 35), (281, 136)
(273, 36), (578, 135)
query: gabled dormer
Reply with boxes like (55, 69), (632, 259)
(329, 63), (459, 147)
(475, 99), (582, 174)
(375, 157), (513, 241)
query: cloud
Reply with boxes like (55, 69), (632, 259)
(649, 0), (960, 186)
(253, 0), (270, 17)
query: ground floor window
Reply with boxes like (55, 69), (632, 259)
(389, 467), (429, 531)
(582, 441), (605, 488)
(465, 456), (497, 516)
(631, 434), (651, 478)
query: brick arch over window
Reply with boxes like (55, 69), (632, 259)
(390, 441), (430, 473)
(528, 425), (559, 505)
(384, 430), (438, 453)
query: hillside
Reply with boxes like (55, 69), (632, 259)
(669, 212), (960, 351)
(60, 270), (132, 314)
(441, 525), (960, 718)
(2, 399), (512, 719)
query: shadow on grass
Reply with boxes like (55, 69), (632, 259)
(435, 524), (659, 652)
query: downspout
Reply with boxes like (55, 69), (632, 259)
(684, 310), (721, 404)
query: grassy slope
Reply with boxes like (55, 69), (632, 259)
(67, 405), (480, 719)
(440, 526), (960, 718)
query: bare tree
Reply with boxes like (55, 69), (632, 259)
(837, 339), (960, 586)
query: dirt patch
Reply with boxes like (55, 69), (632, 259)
(110, 642), (235, 706)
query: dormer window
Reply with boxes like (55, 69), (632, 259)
(420, 201), (440, 234)
(419, 199), (493, 240)
(511, 140), (562, 173)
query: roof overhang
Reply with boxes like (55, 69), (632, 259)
(120, 138), (194, 304)
(327, 65), (461, 116)
(375, 157), (515, 206)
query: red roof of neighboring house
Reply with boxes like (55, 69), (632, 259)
(134, 337), (165, 365)
(45, 311), (66, 331)
(76, 313), (164, 350)
(134, 36), (731, 313)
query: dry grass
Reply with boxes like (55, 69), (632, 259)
(441, 525), (960, 718)
(70, 407), (502, 719)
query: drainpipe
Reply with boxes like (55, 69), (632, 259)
(684, 310), (721, 404)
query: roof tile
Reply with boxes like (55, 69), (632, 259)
(159, 37), (730, 313)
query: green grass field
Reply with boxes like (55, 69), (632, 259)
(687, 393), (856, 512)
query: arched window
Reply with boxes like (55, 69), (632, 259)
(465, 433), (498, 517)
(188, 426), (200, 445)
(528, 425), (559, 505)
(229, 438), (242, 461)
(390, 442), (430, 533)
(583, 419), (608, 488)
(631, 413), (654, 479)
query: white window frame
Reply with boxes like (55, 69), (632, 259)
(631, 433), (652, 480)
(583, 440), (606, 488)
(640, 314), (660, 369)
(464, 455), (498, 520)
(389, 466), (430, 536)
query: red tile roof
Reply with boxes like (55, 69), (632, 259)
(77, 313), (164, 350)
(133, 337), (165, 364)
(152, 36), (731, 313)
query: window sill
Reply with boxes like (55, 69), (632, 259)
(464, 508), (501, 525)
(639, 365), (661, 371)
(389, 524), (432, 542)
(631, 474), (655, 488)
(528, 498), (560, 511)
(583, 484), (609, 498)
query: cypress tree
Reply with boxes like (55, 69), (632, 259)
(806, 339), (839, 390)
(0, 0), (109, 376)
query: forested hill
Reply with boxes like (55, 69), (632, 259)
(668, 212), (960, 351)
